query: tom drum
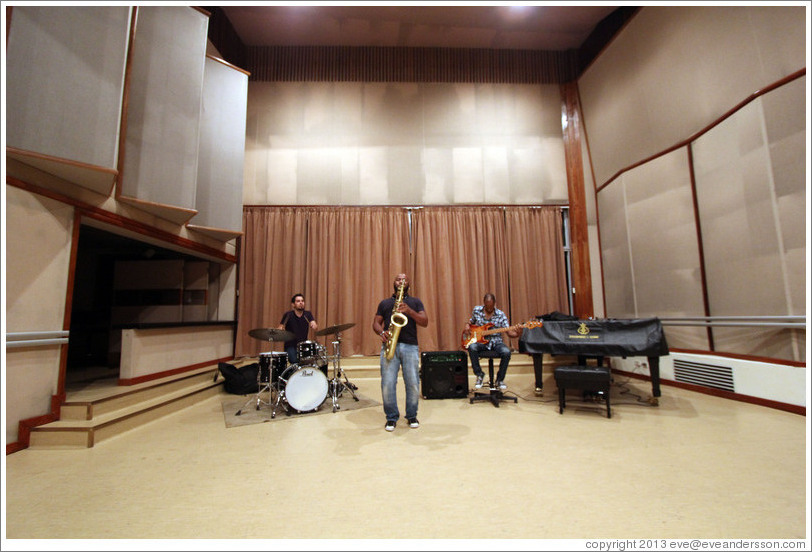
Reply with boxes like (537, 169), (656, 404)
(297, 340), (326, 364)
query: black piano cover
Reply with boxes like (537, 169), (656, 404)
(519, 317), (669, 358)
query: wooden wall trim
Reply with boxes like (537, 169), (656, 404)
(596, 69), (806, 192)
(686, 146), (715, 349)
(206, 54), (251, 77)
(6, 146), (118, 178)
(560, 81), (593, 318)
(244, 203), (569, 209)
(6, 394), (64, 455)
(116, 6), (138, 192)
(57, 213), (82, 396)
(117, 357), (234, 386)
(6, 176), (237, 263)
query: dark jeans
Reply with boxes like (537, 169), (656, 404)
(468, 342), (511, 383)
(285, 344), (299, 365)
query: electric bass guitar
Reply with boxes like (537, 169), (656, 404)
(460, 320), (542, 350)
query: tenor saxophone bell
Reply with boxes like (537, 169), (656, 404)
(384, 282), (408, 360)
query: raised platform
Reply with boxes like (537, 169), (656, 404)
(29, 366), (225, 449)
(279, 352), (543, 379)
(29, 353), (562, 449)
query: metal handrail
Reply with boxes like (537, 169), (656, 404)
(5, 331), (70, 349)
(658, 316), (805, 329)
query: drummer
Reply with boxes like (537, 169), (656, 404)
(278, 293), (318, 365)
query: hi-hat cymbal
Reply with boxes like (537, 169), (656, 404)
(248, 328), (295, 342)
(315, 322), (356, 337)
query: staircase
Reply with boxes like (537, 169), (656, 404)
(29, 365), (224, 449)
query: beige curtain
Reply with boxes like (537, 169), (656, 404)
(412, 207), (510, 352)
(504, 207), (569, 338)
(238, 205), (568, 358)
(305, 207), (410, 357)
(237, 206), (309, 357)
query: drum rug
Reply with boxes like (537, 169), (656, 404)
(221, 390), (381, 428)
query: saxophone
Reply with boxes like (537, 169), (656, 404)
(384, 282), (408, 360)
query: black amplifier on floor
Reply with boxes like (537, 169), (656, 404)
(421, 350), (469, 399)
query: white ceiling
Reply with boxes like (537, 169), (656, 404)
(221, 5), (620, 51)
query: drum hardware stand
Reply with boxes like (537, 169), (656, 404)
(326, 330), (360, 412)
(235, 364), (276, 416)
(236, 328), (294, 417)
(270, 380), (288, 419)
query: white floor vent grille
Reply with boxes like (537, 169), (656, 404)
(673, 359), (735, 392)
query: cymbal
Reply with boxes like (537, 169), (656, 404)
(315, 322), (356, 336)
(248, 328), (295, 342)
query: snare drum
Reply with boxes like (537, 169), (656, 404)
(258, 351), (288, 384)
(278, 364), (329, 412)
(297, 340), (325, 364)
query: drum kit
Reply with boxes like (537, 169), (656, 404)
(236, 322), (360, 419)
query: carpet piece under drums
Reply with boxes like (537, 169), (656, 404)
(220, 391), (381, 428)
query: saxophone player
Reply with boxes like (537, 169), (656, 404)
(373, 273), (428, 432)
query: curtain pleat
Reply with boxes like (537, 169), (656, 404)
(236, 206), (309, 357)
(504, 207), (570, 331)
(237, 205), (568, 358)
(306, 207), (410, 357)
(412, 207), (510, 352)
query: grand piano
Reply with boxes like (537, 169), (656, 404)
(519, 317), (669, 404)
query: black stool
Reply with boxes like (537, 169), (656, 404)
(554, 364), (611, 418)
(470, 350), (517, 407)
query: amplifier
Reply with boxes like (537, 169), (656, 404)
(420, 350), (469, 399)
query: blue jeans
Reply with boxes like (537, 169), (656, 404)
(285, 345), (298, 365)
(380, 343), (420, 422)
(468, 342), (511, 383)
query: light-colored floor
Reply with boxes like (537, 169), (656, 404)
(3, 370), (809, 545)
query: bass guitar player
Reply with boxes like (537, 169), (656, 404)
(464, 293), (523, 391)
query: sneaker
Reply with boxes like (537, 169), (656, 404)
(474, 376), (484, 389)
(385, 420), (396, 432)
(497, 381), (507, 390)
(407, 417), (420, 429)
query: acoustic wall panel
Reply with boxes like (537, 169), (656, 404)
(188, 56), (249, 240)
(5, 6), (131, 193)
(243, 81), (567, 206)
(579, 6), (806, 187)
(119, 6), (208, 222)
(691, 80), (806, 361)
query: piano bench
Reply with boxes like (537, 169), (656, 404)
(554, 364), (611, 418)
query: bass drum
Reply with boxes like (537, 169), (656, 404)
(278, 364), (329, 412)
